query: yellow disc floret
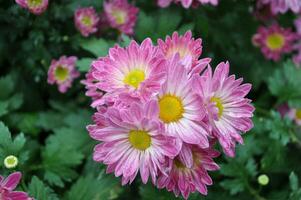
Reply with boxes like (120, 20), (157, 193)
(123, 69), (145, 89)
(129, 130), (151, 150)
(210, 97), (224, 118)
(159, 95), (184, 123)
(266, 33), (285, 50)
(55, 66), (69, 82)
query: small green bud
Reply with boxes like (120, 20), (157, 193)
(4, 155), (18, 169)
(258, 174), (269, 186)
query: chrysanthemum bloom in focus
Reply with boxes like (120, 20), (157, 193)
(192, 62), (254, 156)
(157, 0), (218, 8)
(0, 172), (30, 200)
(47, 56), (80, 93)
(104, 0), (139, 35)
(74, 7), (100, 37)
(287, 108), (301, 126)
(257, 0), (301, 14)
(88, 100), (181, 185)
(158, 31), (203, 68)
(158, 55), (209, 147)
(83, 38), (166, 107)
(157, 143), (220, 199)
(15, 0), (48, 15)
(252, 24), (296, 61)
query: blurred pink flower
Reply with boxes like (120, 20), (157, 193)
(88, 100), (181, 185)
(158, 31), (203, 68)
(192, 62), (254, 157)
(157, 0), (218, 8)
(47, 56), (79, 93)
(104, 0), (139, 35)
(15, 0), (48, 15)
(252, 24), (296, 61)
(257, 0), (301, 14)
(74, 7), (100, 37)
(287, 108), (301, 126)
(0, 172), (30, 200)
(157, 143), (220, 199)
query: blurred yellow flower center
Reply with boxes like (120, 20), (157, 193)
(129, 130), (151, 150)
(55, 66), (69, 82)
(4, 155), (18, 169)
(174, 158), (186, 169)
(81, 16), (92, 27)
(123, 69), (145, 89)
(159, 95), (184, 123)
(211, 97), (224, 118)
(28, 0), (42, 7)
(266, 33), (285, 50)
(111, 10), (126, 25)
(295, 109), (301, 120)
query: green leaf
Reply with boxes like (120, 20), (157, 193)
(76, 58), (93, 72)
(220, 179), (245, 195)
(65, 174), (122, 200)
(79, 38), (112, 57)
(290, 172), (299, 191)
(28, 176), (59, 200)
(268, 61), (301, 108)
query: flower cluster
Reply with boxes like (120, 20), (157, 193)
(15, 0), (48, 15)
(157, 0), (218, 8)
(83, 31), (254, 199)
(0, 172), (31, 200)
(47, 56), (79, 93)
(74, 0), (139, 36)
(293, 17), (301, 67)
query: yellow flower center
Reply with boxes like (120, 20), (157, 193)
(128, 130), (151, 150)
(123, 69), (145, 89)
(81, 16), (92, 27)
(295, 109), (301, 120)
(210, 97), (224, 118)
(266, 33), (285, 50)
(54, 66), (69, 82)
(28, 0), (42, 7)
(111, 10), (126, 25)
(159, 95), (184, 123)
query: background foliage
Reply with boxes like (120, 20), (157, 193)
(0, 0), (300, 199)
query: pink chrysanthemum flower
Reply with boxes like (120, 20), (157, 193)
(157, 0), (218, 8)
(83, 38), (166, 108)
(252, 24), (296, 61)
(157, 143), (220, 199)
(47, 56), (80, 93)
(88, 100), (181, 185)
(15, 0), (48, 15)
(74, 7), (100, 37)
(0, 172), (30, 200)
(192, 62), (254, 157)
(258, 0), (301, 14)
(287, 108), (301, 126)
(104, 0), (139, 35)
(157, 55), (209, 147)
(158, 31), (203, 68)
